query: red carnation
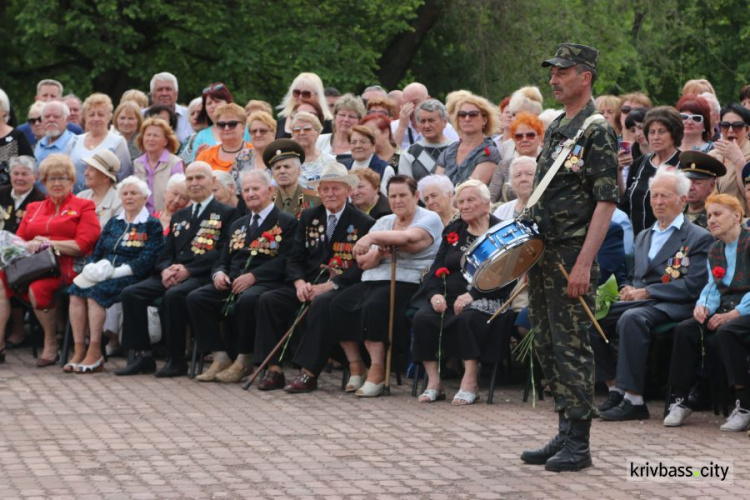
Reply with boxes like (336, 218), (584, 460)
(712, 266), (726, 279)
(484, 146), (491, 156)
(262, 231), (274, 241)
(435, 267), (450, 279)
(329, 255), (343, 269)
(446, 232), (459, 245)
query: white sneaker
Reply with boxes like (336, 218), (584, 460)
(664, 398), (693, 427)
(720, 400), (750, 432)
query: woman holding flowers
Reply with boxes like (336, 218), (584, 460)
(411, 180), (513, 405)
(665, 193), (750, 430)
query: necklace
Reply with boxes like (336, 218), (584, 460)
(221, 144), (244, 154)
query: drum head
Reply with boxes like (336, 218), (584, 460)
(472, 238), (544, 292)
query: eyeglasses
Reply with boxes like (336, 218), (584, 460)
(28, 117), (42, 125)
(292, 125), (314, 133)
(292, 89), (313, 100)
(679, 113), (703, 124)
(514, 132), (537, 141)
(620, 105), (632, 115)
(203, 83), (225, 94)
(350, 139), (371, 146)
(719, 121), (746, 131)
(46, 176), (70, 184)
(250, 127), (270, 135)
(366, 110), (389, 116)
(457, 110), (482, 119)
(216, 120), (241, 130)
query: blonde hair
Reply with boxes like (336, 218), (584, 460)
(277, 72), (332, 120)
(291, 111), (322, 133)
(247, 111), (277, 135)
(451, 94), (500, 136)
(39, 154), (76, 183)
(120, 89), (149, 109)
(445, 90), (473, 117)
(682, 79), (716, 97)
(214, 102), (246, 123)
(136, 117), (180, 154)
(245, 100), (273, 115)
(113, 101), (143, 134)
(82, 93), (114, 121)
(508, 86), (543, 116)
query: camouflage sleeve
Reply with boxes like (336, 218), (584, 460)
(584, 123), (619, 205)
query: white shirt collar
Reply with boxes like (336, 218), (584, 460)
(325, 205), (346, 221)
(117, 206), (150, 224)
(251, 202), (275, 226)
(191, 195), (214, 218)
(10, 189), (31, 208)
(651, 213), (684, 234)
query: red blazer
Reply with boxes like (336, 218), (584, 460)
(18, 193), (101, 282)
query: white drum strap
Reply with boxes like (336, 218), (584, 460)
(525, 113), (605, 210)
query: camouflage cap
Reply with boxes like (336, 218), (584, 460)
(542, 43), (599, 69)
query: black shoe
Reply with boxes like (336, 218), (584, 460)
(598, 390), (624, 412)
(155, 359), (188, 378)
(687, 380), (711, 411)
(521, 411), (569, 465)
(114, 356), (156, 376)
(600, 399), (650, 421)
(545, 419), (592, 472)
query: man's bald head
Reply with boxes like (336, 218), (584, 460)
(402, 83), (429, 103)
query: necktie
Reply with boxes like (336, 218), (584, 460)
(326, 214), (336, 241)
(249, 213), (260, 240)
(191, 202), (201, 222)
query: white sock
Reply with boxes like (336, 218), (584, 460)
(609, 386), (625, 395)
(213, 351), (230, 363)
(236, 353), (253, 367)
(624, 393), (644, 405)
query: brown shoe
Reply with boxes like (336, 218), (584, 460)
(215, 361), (254, 383)
(284, 372), (318, 393)
(257, 370), (285, 391)
(195, 359), (232, 382)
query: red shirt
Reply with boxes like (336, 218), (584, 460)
(18, 193), (101, 281)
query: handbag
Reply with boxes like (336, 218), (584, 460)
(5, 247), (60, 291)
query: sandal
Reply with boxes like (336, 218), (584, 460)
(452, 389), (480, 406)
(63, 362), (79, 373)
(345, 369), (368, 393)
(418, 388), (446, 403)
(75, 357), (105, 374)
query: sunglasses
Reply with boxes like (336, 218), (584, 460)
(719, 121), (746, 131)
(679, 113), (703, 124)
(514, 132), (537, 141)
(203, 83), (225, 94)
(457, 110), (482, 119)
(250, 127), (270, 135)
(216, 120), (241, 130)
(620, 105), (632, 115)
(28, 117), (42, 125)
(292, 89), (313, 99)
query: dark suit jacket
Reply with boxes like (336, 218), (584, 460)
(0, 185), (46, 234)
(627, 218), (713, 319)
(367, 155), (390, 179)
(598, 222), (627, 286)
(287, 203), (375, 288)
(212, 205), (297, 281)
(157, 198), (238, 278)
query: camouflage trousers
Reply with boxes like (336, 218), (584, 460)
(528, 243), (599, 420)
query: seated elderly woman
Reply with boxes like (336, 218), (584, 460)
(154, 174), (189, 235)
(417, 174), (457, 227)
(488, 112), (543, 203)
(0, 154), (99, 365)
(348, 125), (394, 193)
(493, 156), (536, 221)
(436, 94), (501, 186)
(196, 103), (253, 173)
(291, 111), (335, 189)
(665, 193), (750, 430)
(133, 117), (183, 214)
(351, 169), (391, 219)
(65, 176), (164, 373)
(212, 170), (239, 209)
(412, 180), (513, 404)
(77, 150), (123, 227)
(331, 175), (443, 397)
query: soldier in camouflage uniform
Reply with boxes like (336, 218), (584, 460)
(520, 44), (619, 472)
(264, 139), (320, 219)
(679, 150), (726, 230)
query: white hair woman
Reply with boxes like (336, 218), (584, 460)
(417, 174), (457, 226)
(212, 170), (239, 208)
(66, 176), (164, 373)
(493, 156), (537, 221)
(0, 87), (34, 164)
(291, 111), (335, 189)
(155, 173), (189, 234)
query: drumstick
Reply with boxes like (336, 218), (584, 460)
(557, 264), (609, 344)
(487, 281), (528, 324)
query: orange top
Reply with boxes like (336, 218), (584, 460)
(196, 142), (253, 172)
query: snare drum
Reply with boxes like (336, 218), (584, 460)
(461, 219), (544, 292)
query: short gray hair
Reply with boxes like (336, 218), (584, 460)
(64, 94), (82, 106)
(150, 72), (179, 94)
(9, 156), (38, 175)
(213, 170), (235, 190)
(415, 99), (448, 122)
(36, 79), (63, 96)
(509, 155), (537, 179)
(42, 100), (70, 120)
(117, 175), (152, 198)
(648, 168), (691, 198)
(186, 161), (213, 178)
(455, 179), (491, 202)
(165, 173), (186, 191)
(291, 111), (323, 133)
(417, 174), (454, 197)
(241, 168), (273, 188)
(0, 88), (9, 123)
(333, 94), (366, 119)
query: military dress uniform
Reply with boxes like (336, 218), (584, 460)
(186, 205), (296, 356)
(679, 150), (727, 231)
(119, 197), (237, 366)
(273, 184), (319, 219)
(0, 185), (45, 234)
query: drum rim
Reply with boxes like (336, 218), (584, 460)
(470, 237), (545, 292)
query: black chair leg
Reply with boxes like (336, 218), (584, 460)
(411, 364), (421, 397)
(341, 366), (350, 391)
(487, 361), (499, 405)
(189, 338), (199, 379)
(664, 384), (672, 418)
(60, 320), (72, 367)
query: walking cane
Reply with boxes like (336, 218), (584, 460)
(557, 263), (608, 344)
(383, 247), (398, 396)
(242, 306), (310, 390)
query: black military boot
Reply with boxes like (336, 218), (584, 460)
(520, 412), (569, 465)
(544, 419), (592, 472)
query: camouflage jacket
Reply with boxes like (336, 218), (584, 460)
(530, 100), (619, 243)
(684, 206), (708, 230)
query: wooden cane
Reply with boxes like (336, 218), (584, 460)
(242, 306), (310, 390)
(383, 247), (398, 396)
(557, 263), (608, 344)
(486, 281), (528, 324)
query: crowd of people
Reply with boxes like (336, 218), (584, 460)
(1, 56), (750, 451)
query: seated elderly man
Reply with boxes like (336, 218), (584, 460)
(397, 99), (455, 181)
(116, 162), (238, 377)
(253, 162), (374, 391)
(187, 169), (297, 383)
(592, 169), (713, 421)
(266, 139), (319, 218)
(679, 151), (726, 229)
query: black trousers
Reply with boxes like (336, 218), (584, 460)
(186, 282), (274, 354)
(715, 315), (750, 387)
(668, 317), (718, 392)
(121, 275), (209, 357)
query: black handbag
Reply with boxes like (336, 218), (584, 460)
(5, 247), (60, 291)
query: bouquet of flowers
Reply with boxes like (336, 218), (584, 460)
(0, 230), (30, 268)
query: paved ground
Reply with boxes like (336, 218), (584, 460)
(0, 350), (747, 499)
